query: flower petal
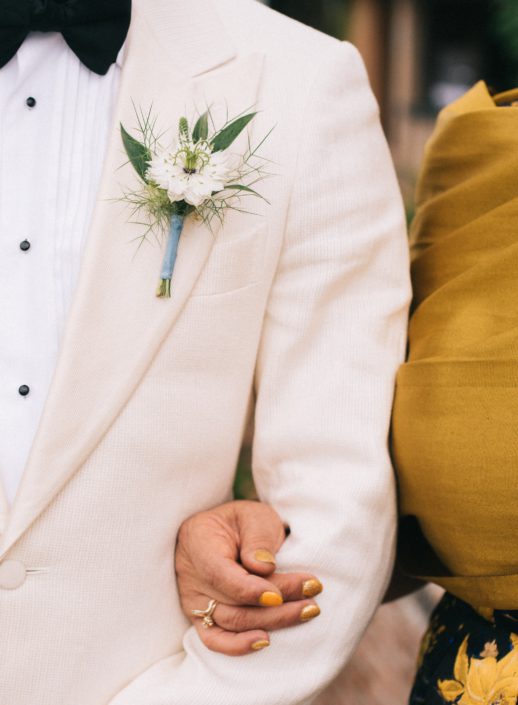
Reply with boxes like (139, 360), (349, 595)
(438, 679), (465, 702)
(487, 675), (518, 702)
(454, 636), (470, 684)
(465, 656), (497, 701)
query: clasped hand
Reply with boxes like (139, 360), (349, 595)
(175, 501), (323, 656)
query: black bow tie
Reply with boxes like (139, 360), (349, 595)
(0, 0), (132, 75)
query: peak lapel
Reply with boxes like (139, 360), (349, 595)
(0, 0), (265, 557)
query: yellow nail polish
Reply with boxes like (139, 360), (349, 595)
(302, 579), (323, 598)
(259, 591), (283, 607)
(300, 605), (321, 622)
(254, 549), (276, 565)
(251, 640), (270, 651)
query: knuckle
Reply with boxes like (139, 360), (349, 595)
(262, 504), (284, 530)
(253, 502), (276, 520)
(232, 581), (255, 605)
(282, 576), (302, 597)
(174, 551), (190, 576)
(226, 608), (250, 632)
(176, 518), (192, 543)
(178, 511), (212, 545)
(204, 561), (222, 590)
(180, 509), (208, 528)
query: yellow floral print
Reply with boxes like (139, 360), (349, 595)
(480, 642), (499, 659)
(438, 635), (518, 704)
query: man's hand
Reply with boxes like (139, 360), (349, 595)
(176, 500), (323, 656)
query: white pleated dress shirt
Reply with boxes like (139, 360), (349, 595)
(0, 33), (121, 503)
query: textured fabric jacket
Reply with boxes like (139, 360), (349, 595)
(0, 0), (410, 703)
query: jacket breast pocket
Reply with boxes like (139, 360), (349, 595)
(191, 223), (267, 297)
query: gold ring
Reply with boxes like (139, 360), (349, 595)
(192, 598), (218, 629)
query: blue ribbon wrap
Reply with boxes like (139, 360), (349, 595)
(157, 213), (185, 298)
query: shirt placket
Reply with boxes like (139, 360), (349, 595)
(0, 38), (60, 503)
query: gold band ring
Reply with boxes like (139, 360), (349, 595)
(192, 598), (218, 629)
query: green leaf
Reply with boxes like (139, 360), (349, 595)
(121, 123), (152, 182)
(212, 113), (257, 152)
(179, 117), (189, 140)
(224, 183), (261, 196)
(192, 111), (209, 142)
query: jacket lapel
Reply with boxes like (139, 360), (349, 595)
(0, 0), (265, 556)
(0, 481), (9, 537)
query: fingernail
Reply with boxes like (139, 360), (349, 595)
(254, 549), (276, 565)
(259, 591), (283, 607)
(303, 579), (323, 598)
(300, 605), (321, 622)
(251, 639), (270, 651)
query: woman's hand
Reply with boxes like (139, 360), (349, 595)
(176, 500), (324, 656)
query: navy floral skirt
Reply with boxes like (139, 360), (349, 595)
(410, 592), (518, 705)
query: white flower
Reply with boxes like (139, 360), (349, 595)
(147, 141), (233, 208)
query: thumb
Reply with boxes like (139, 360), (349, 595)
(234, 501), (288, 576)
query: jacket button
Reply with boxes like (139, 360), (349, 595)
(0, 560), (27, 589)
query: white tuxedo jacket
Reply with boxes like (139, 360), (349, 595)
(0, 0), (411, 703)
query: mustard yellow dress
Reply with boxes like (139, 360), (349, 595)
(392, 82), (518, 704)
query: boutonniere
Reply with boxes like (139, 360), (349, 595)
(120, 106), (271, 298)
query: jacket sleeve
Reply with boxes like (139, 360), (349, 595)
(108, 41), (411, 705)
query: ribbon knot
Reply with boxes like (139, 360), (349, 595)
(30, 1), (73, 31)
(0, 0), (131, 75)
